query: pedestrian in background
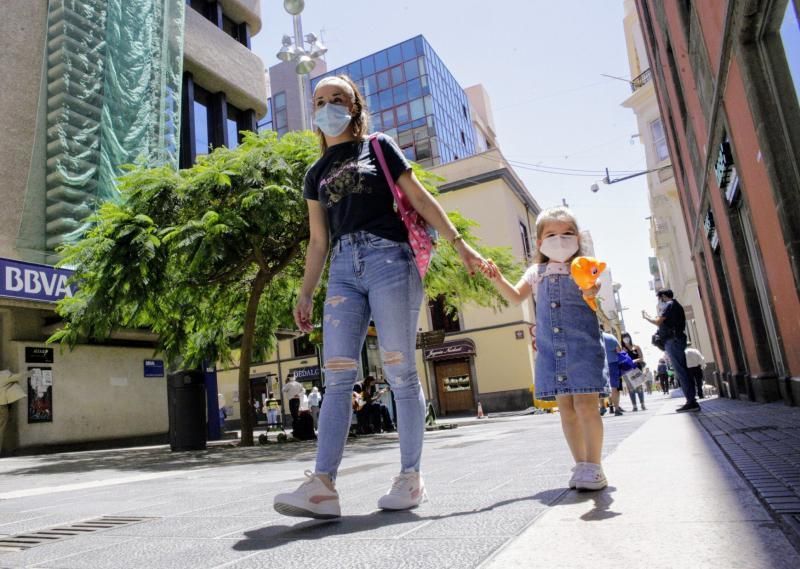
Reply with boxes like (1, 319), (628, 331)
(274, 75), (492, 520)
(620, 332), (646, 411)
(656, 358), (670, 394)
(685, 344), (707, 399)
(643, 366), (654, 395)
(282, 374), (304, 423)
(308, 386), (322, 429)
(602, 329), (624, 416)
(266, 393), (280, 429)
(486, 206), (610, 491)
(643, 289), (700, 413)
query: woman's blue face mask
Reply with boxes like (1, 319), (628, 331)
(314, 103), (352, 137)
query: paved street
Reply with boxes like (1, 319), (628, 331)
(1, 396), (799, 568)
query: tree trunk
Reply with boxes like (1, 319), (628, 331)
(237, 269), (269, 446)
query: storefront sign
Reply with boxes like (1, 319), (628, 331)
(704, 210), (719, 252)
(0, 258), (75, 303)
(28, 366), (53, 423)
(424, 339), (476, 361)
(26, 347), (54, 364)
(290, 365), (321, 383)
(714, 139), (734, 189)
(144, 359), (165, 378)
(416, 330), (446, 349)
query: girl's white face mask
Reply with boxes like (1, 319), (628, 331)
(314, 103), (352, 137)
(539, 234), (579, 262)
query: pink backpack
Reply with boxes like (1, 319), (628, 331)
(369, 134), (435, 279)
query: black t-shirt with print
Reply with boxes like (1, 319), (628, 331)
(303, 133), (411, 243)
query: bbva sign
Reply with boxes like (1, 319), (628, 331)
(0, 258), (75, 303)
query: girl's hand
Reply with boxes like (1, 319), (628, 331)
(455, 240), (494, 278)
(293, 294), (314, 333)
(529, 323), (537, 352)
(485, 259), (502, 281)
(582, 283), (601, 298)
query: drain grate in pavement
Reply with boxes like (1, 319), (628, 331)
(0, 516), (157, 553)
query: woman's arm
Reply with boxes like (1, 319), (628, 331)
(294, 201), (329, 332)
(396, 170), (494, 277)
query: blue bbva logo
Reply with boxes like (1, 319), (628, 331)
(0, 258), (75, 303)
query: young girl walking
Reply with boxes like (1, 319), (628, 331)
(487, 206), (609, 490)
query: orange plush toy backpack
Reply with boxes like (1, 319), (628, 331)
(570, 256), (607, 311)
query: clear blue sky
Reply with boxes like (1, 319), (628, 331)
(253, 0), (663, 362)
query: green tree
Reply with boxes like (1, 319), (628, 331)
(50, 131), (521, 446)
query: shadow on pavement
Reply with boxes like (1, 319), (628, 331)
(233, 491), (565, 551)
(0, 435), (404, 477)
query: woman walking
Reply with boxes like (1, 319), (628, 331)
(273, 76), (491, 519)
(621, 332), (646, 411)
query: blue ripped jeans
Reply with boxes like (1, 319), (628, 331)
(315, 231), (425, 480)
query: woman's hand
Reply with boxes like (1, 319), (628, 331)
(293, 294), (314, 333)
(455, 240), (496, 278)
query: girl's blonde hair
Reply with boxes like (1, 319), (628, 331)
(533, 206), (586, 264)
(313, 75), (370, 152)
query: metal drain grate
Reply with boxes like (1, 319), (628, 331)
(0, 516), (157, 552)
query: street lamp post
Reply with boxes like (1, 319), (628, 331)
(275, 0), (327, 131)
(590, 164), (672, 192)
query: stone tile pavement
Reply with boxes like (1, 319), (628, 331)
(695, 397), (800, 544)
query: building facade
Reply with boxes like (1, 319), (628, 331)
(633, 0), (799, 404)
(0, 0), (267, 453)
(266, 35), (479, 168)
(621, 0), (715, 366)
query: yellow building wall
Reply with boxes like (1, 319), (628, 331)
(11, 342), (168, 448)
(216, 338), (320, 421)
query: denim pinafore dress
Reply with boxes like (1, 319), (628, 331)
(530, 263), (610, 400)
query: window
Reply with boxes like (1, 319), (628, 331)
(273, 91), (288, 135)
(193, 87), (212, 156)
(377, 70), (391, 91)
(293, 335), (316, 358)
(403, 60), (419, 81)
(226, 105), (241, 148)
(519, 221), (532, 258)
(388, 44), (403, 66)
(374, 50), (389, 70)
(779, 1), (799, 105)
(362, 55), (375, 76)
(401, 39), (417, 61)
(429, 295), (461, 333)
(650, 118), (670, 161)
(187, 1), (250, 48)
(390, 65), (404, 86)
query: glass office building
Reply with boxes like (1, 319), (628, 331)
(310, 35), (477, 167)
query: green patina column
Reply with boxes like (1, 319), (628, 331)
(17, 0), (185, 263)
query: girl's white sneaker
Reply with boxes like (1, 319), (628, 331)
(576, 463), (608, 491)
(273, 470), (341, 519)
(568, 462), (588, 489)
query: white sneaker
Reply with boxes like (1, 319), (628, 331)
(377, 470), (427, 510)
(576, 463), (608, 491)
(568, 462), (588, 489)
(273, 470), (341, 519)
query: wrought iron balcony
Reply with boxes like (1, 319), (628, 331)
(630, 68), (652, 92)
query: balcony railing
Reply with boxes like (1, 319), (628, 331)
(630, 68), (652, 92)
